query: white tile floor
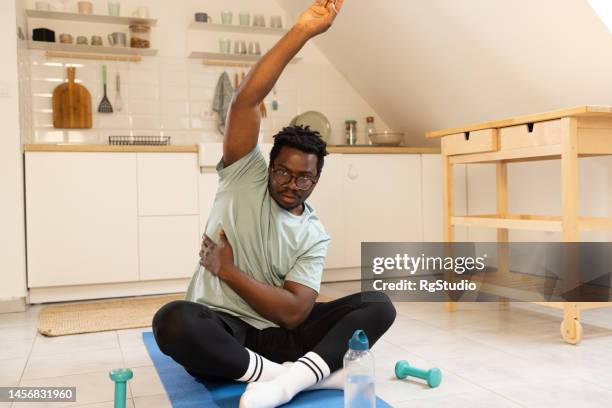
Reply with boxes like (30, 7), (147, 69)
(1, 282), (611, 407)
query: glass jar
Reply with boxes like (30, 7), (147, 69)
(365, 116), (376, 145)
(129, 24), (150, 48)
(345, 120), (357, 145)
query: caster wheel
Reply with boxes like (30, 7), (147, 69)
(560, 319), (583, 345)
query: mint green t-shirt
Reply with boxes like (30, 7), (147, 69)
(185, 146), (330, 330)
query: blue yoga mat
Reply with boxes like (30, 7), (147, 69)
(142, 332), (392, 407)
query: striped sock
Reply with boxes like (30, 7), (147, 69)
(295, 352), (331, 385)
(240, 352), (331, 408)
(236, 349), (287, 383)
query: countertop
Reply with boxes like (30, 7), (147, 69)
(24, 144), (441, 155)
(326, 145), (440, 154)
(24, 144), (199, 153)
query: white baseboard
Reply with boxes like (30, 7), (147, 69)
(0, 297), (27, 313)
(28, 279), (191, 304)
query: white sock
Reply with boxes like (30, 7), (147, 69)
(236, 349), (287, 383)
(239, 352), (331, 408)
(308, 368), (345, 390)
(282, 362), (345, 390)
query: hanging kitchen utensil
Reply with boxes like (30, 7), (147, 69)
(97, 64), (113, 113)
(52, 66), (92, 129)
(114, 72), (123, 112)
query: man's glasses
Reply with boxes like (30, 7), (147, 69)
(271, 167), (317, 190)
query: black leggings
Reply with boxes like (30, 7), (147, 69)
(152, 292), (396, 381)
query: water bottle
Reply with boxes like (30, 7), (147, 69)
(343, 330), (375, 408)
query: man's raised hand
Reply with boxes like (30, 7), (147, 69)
(295, 0), (345, 38)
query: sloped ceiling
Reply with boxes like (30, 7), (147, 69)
(277, 0), (612, 146)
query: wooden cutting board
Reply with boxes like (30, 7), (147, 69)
(52, 67), (92, 129)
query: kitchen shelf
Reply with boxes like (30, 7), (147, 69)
(189, 22), (288, 36)
(189, 51), (300, 67)
(26, 9), (157, 26)
(29, 40), (158, 61)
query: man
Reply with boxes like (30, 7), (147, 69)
(152, 1), (396, 407)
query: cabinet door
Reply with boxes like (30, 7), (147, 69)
(137, 153), (199, 216)
(199, 169), (220, 236)
(343, 155), (423, 267)
(139, 216), (200, 280)
(307, 154), (345, 269)
(25, 152), (139, 287)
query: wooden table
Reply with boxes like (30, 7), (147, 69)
(427, 106), (612, 344)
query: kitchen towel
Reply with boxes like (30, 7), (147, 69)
(212, 72), (234, 134)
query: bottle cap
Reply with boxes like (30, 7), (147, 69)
(366, 116), (374, 123)
(348, 330), (369, 351)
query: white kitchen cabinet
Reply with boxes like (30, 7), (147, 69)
(342, 154), (424, 267)
(307, 154), (346, 269)
(199, 168), (219, 236)
(25, 152), (139, 287)
(137, 153), (199, 216)
(139, 216), (200, 280)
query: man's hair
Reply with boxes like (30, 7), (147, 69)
(270, 125), (328, 176)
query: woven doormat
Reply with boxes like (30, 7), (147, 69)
(37, 293), (185, 337)
(37, 292), (335, 337)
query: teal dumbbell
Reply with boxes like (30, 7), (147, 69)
(109, 368), (133, 408)
(395, 360), (442, 388)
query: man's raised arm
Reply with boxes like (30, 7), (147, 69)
(222, 0), (344, 167)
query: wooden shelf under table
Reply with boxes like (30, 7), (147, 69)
(451, 214), (612, 232)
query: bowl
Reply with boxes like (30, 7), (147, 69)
(369, 131), (404, 146)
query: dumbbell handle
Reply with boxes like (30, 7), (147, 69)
(113, 382), (127, 408)
(403, 366), (428, 378)
(109, 368), (133, 408)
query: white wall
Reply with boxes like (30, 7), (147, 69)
(0, 0), (27, 308)
(466, 159), (610, 242)
(22, 0), (390, 146)
(277, 0), (612, 147)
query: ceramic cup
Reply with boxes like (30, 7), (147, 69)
(132, 6), (149, 18)
(239, 12), (250, 26)
(78, 1), (93, 14)
(35, 1), (51, 11)
(221, 11), (233, 25)
(270, 15), (283, 29)
(219, 38), (231, 54)
(233, 40), (247, 54)
(108, 32), (127, 47)
(59, 33), (73, 44)
(248, 41), (261, 55)
(195, 12), (211, 22)
(253, 14), (265, 27)
(91, 35), (103, 45)
(32, 28), (55, 42)
(108, 1), (120, 16)
(76, 35), (88, 45)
